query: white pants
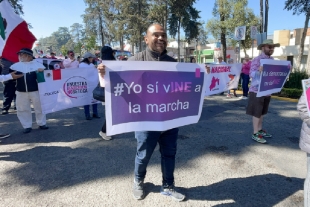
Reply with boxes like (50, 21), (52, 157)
(16, 91), (46, 129)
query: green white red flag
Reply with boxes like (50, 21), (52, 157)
(0, 0), (36, 62)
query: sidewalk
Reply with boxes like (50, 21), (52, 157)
(0, 92), (305, 206)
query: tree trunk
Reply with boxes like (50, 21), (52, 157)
(297, 13), (310, 70)
(219, 10), (226, 62)
(264, 0), (268, 33)
(177, 18), (181, 62)
(221, 32), (227, 62)
(98, 10), (104, 46)
(164, 0), (168, 30)
(260, 0), (264, 32)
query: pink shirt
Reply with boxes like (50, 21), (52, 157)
(241, 61), (251, 75)
(249, 52), (274, 93)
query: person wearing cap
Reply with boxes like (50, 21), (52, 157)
(246, 39), (280, 144)
(10, 48), (49, 133)
(63, 50), (79, 68)
(79, 52), (100, 120)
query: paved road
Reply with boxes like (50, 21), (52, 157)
(0, 90), (305, 206)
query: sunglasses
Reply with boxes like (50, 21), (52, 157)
(265, 45), (274, 49)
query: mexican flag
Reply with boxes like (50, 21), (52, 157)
(0, 0), (36, 62)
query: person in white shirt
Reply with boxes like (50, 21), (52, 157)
(0, 71), (23, 139)
(11, 48), (48, 134)
(63, 50), (79, 68)
(79, 52), (100, 120)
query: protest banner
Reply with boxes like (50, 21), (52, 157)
(103, 61), (207, 136)
(36, 58), (65, 70)
(302, 79), (310, 117)
(205, 63), (242, 96)
(37, 67), (99, 114)
(256, 59), (291, 97)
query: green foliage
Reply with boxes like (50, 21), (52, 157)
(284, 0), (310, 15)
(1, 0), (23, 15)
(279, 88), (303, 98)
(284, 71), (309, 89)
(85, 35), (97, 51)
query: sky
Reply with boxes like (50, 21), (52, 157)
(20, 0), (308, 41)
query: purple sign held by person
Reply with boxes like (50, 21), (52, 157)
(103, 61), (207, 136)
(257, 59), (291, 97)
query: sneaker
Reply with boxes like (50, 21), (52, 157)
(39, 125), (49, 130)
(160, 184), (185, 202)
(226, 94), (232, 98)
(252, 133), (266, 144)
(1, 110), (8, 115)
(85, 115), (92, 120)
(23, 128), (32, 134)
(99, 131), (112, 140)
(133, 179), (145, 200)
(0, 134), (10, 139)
(92, 114), (101, 118)
(242, 96), (248, 100)
(259, 129), (272, 138)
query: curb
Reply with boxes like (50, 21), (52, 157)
(235, 90), (298, 103)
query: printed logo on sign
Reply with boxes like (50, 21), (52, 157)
(63, 76), (88, 99)
(44, 91), (59, 96)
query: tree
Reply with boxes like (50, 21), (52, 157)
(228, 1), (260, 55)
(168, 0), (200, 62)
(0, 0), (23, 15)
(85, 35), (97, 51)
(197, 21), (208, 46)
(207, 0), (259, 61)
(206, 0), (232, 62)
(70, 23), (85, 43)
(148, 0), (169, 30)
(285, 0), (310, 70)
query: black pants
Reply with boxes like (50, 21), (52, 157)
(2, 80), (16, 111)
(101, 118), (106, 133)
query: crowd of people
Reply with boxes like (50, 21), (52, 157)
(0, 23), (309, 205)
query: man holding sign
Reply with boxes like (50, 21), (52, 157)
(246, 39), (280, 143)
(98, 24), (192, 201)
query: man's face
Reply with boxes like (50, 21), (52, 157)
(145, 24), (167, 54)
(18, 53), (32, 62)
(262, 44), (274, 56)
(68, 52), (75, 59)
(218, 58), (223, 63)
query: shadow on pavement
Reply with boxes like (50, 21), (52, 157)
(143, 174), (303, 206)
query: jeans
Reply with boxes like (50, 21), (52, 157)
(2, 80), (16, 111)
(241, 73), (250, 97)
(134, 128), (178, 186)
(101, 119), (106, 133)
(83, 104), (98, 116)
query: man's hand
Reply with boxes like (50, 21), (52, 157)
(37, 68), (44, 72)
(10, 71), (23, 79)
(258, 66), (263, 72)
(97, 63), (106, 76)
